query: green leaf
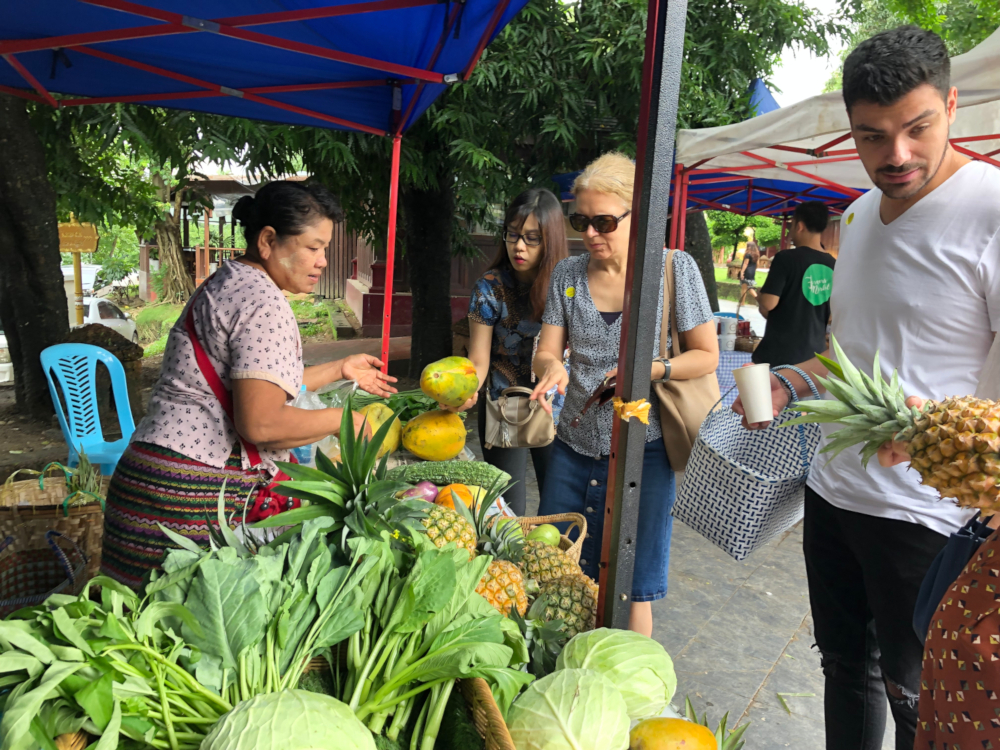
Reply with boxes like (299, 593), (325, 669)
(0, 652), (44, 678)
(476, 667), (534, 718)
(253, 504), (340, 528)
(75, 672), (114, 731)
(0, 622), (57, 664)
(135, 601), (203, 640)
(155, 523), (205, 555)
(91, 698), (122, 750)
(180, 559), (268, 672)
(51, 608), (95, 657)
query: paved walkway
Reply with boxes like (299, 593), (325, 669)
(302, 336), (410, 367)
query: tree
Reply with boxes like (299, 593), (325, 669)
(0, 95), (69, 417)
(706, 211), (782, 261)
(244, 0), (841, 374)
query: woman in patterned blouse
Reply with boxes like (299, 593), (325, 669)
(102, 182), (396, 588)
(452, 188), (568, 515)
(530, 153), (718, 636)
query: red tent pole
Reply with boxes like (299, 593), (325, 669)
(670, 164), (683, 248)
(381, 135), (403, 374)
(678, 170), (689, 248)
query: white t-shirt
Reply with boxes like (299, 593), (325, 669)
(807, 161), (1000, 537)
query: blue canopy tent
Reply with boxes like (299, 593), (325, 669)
(0, 0), (530, 366)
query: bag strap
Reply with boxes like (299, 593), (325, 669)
(661, 249), (682, 359)
(184, 285), (263, 468)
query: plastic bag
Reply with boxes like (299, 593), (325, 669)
(290, 385), (327, 467)
(316, 379), (359, 408)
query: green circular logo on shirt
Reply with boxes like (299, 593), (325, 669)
(802, 264), (833, 306)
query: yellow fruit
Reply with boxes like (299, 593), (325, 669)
(629, 718), (717, 750)
(420, 504), (477, 559)
(435, 483), (473, 510)
(401, 409), (466, 461)
(538, 575), (598, 639)
(476, 560), (528, 616)
(420, 356), (479, 408)
(519, 540), (580, 584)
(358, 403), (401, 457)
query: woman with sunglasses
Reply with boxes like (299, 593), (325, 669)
(529, 153), (718, 636)
(450, 188), (568, 515)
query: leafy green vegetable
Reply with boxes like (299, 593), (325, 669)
(506, 669), (630, 750)
(555, 627), (677, 720)
(200, 690), (376, 750)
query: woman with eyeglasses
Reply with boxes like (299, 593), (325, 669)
(450, 188), (568, 515)
(529, 153), (718, 636)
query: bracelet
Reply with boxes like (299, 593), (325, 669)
(771, 371), (798, 409)
(772, 365), (818, 400)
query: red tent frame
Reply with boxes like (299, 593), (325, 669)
(1, 0), (511, 371)
(667, 134), (1000, 245)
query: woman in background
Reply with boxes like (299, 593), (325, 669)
(740, 240), (761, 301)
(453, 188), (568, 515)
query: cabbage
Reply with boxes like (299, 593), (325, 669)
(556, 628), (677, 720)
(199, 690), (376, 750)
(507, 669), (630, 750)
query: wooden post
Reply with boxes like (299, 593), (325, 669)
(59, 220), (99, 325)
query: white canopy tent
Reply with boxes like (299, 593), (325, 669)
(668, 26), (1000, 247)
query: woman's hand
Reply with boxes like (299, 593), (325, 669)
(342, 354), (398, 397)
(530, 362), (569, 415)
(877, 396), (923, 467)
(732, 369), (789, 429)
(442, 391), (479, 413)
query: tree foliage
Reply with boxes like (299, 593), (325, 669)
(706, 211), (782, 254)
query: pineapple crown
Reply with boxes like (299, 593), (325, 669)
(452, 475), (523, 562)
(784, 335), (932, 468)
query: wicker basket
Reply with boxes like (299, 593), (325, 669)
(735, 334), (761, 353)
(518, 513), (586, 563)
(0, 474), (109, 582)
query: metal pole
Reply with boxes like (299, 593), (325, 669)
(380, 135), (402, 374)
(596, 0), (689, 629)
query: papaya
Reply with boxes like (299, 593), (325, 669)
(358, 403), (401, 457)
(402, 409), (466, 461)
(629, 718), (716, 750)
(420, 356), (479, 408)
(435, 483), (473, 510)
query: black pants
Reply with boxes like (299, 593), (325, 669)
(803, 487), (947, 750)
(476, 405), (552, 516)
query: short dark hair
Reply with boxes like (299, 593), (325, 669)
(792, 201), (829, 234)
(233, 181), (344, 257)
(842, 26), (950, 111)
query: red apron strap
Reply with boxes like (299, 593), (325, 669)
(184, 289), (264, 468)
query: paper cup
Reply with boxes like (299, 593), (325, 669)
(719, 333), (737, 351)
(733, 363), (773, 423)
(716, 317), (738, 335)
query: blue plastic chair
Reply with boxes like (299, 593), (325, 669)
(40, 344), (136, 475)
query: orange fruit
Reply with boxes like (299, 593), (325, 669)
(629, 718), (716, 750)
(435, 483), (473, 511)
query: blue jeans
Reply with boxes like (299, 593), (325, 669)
(538, 437), (675, 602)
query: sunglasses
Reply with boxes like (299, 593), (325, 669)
(568, 210), (631, 234)
(569, 375), (616, 428)
(503, 230), (542, 247)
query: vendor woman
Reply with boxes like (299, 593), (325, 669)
(102, 181), (396, 589)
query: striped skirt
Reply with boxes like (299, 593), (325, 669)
(100, 442), (264, 590)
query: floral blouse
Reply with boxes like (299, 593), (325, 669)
(468, 268), (540, 400)
(131, 261), (303, 475)
(542, 250), (714, 459)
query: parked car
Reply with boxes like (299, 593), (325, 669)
(0, 322), (11, 384)
(81, 297), (138, 343)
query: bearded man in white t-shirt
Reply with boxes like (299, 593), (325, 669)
(734, 26), (1000, 750)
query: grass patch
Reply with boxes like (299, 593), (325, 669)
(135, 303), (184, 344)
(289, 297), (339, 340)
(143, 332), (170, 357)
(713, 267), (767, 286)
(717, 280), (758, 305)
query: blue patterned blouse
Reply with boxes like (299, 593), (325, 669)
(468, 268), (541, 400)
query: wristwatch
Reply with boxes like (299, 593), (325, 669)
(652, 357), (671, 383)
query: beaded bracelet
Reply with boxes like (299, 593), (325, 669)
(772, 365), (818, 400)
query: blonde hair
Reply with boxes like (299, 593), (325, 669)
(572, 152), (635, 207)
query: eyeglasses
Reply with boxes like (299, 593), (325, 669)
(569, 210), (631, 234)
(503, 230), (542, 247)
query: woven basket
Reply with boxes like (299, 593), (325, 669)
(518, 513), (586, 563)
(735, 334), (761, 353)
(0, 474), (108, 582)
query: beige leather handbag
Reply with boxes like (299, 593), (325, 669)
(483, 386), (555, 450)
(654, 250), (721, 470)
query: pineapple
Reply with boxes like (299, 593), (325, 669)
(519, 540), (581, 584)
(476, 560), (529, 616)
(420, 504), (477, 558)
(788, 335), (1000, 510)
(458, 476), (530, 616)
(537, 575), (599, 638)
